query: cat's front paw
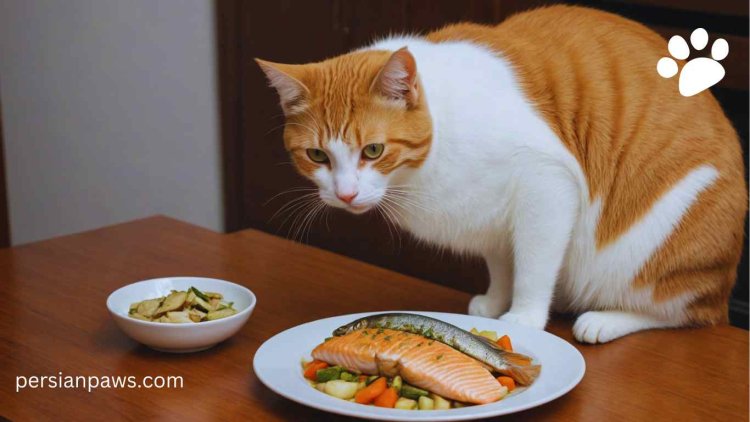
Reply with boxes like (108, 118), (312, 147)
(499, 310), (547, 330)
(468, 294), (504, 318)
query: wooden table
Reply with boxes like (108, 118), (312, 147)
(0, 216), (747, 421)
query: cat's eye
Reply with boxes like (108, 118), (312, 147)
(362, 143), (385, 160)
(306, 148), (329, 163)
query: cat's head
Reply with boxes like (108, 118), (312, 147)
(256, 47), (432, 214)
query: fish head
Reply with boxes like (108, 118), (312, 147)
(332, 317), (370, 336)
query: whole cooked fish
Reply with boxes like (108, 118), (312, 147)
(313, 328), (507, 404)
(333, 313), (541, 385)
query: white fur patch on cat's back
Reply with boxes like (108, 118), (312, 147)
(561, 164), (719, 317)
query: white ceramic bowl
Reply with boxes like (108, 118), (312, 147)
(107, 276), (256, 353)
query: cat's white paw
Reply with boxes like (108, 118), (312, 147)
(573, 311), (632, 344)
(468, 294), (504, 318)
(498, 310), (547, 329)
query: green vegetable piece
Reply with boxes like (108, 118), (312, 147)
(418, 396), (435, 410)
(315, 366), (342, 383)
(394, 397), (417, 410)
(189, 286), (210, 302)
(192, 295), (213, 312)
(135, 298), (161, 318)
(430, 393), (451, 410)
(365, 375), (379, 386)
(153, 291), (187, 317)
(339, 372), (356, 382)
(204, 291), (223, 299)
(166, 311), (192, 323)
(206, 307), (237, 321)
(401, 384), (429, 400)
(391, 376), (403, 393)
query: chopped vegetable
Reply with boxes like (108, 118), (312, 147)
(430, 393), (451, 410)
(497, 376), (516, 392)
(206, 308), (237, 321)
(304, 360), (328, 380)
(400, 383), (429, 400)
(365, 375), (379, 385)
(165, 311), (192, 323)
(354, 377), (386, 404)
(154, 291), (187, 317)
(497, 335), (513, 351)
(418, 396), (434, 410)
(324, 380), (359, 399)
(390, 375), (402, 393)
(478, 330), (498, 342)
(315, 366), (342, 383)
(192, 295), (213, 312)
(187, 308), (206, 322)
(204, 291), (223, 299)
(373, 387), (399, 408)
(189, 286), (210, 301)
(339, 371), (356, 382)
(394, 397), (417, 410)
(128, 286), (237, 323)
(135, 298), (161, 318)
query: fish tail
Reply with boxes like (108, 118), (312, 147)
(501, 363), (541, 386)
(501, 350), (533, 367)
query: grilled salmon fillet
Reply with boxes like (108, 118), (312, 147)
(311, 328), (506, 404)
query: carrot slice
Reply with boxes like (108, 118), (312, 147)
(373, 387), (399, 408)
(497, 376), (516, 391)
(355, 377), (387, 404)
(497, 335), (513, 351)
(303, 360), (328, 380)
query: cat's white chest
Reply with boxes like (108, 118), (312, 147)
(396, 167), (515, 256)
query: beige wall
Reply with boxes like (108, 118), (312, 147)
(0, 0), (223, 244)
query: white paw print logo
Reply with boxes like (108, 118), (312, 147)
(657, 28), (728, 97)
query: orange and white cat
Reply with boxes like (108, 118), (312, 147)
(257, 6), (746, 343)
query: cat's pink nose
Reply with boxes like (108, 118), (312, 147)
(337, 192), (358, 204)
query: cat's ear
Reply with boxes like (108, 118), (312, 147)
(372, 47), (419, 107)
(255, 59), (310, 116)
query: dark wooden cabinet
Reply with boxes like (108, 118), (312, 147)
(217, 0), (748, 327)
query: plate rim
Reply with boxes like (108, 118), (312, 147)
(253, 311), (585, 421)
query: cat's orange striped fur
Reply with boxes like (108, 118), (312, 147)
(428, 6), (746, 325)
(257, 5), (746, 341)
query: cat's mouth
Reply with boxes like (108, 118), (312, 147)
(347, 204), (372, 214)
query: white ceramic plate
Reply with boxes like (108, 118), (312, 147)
(254, 311), (584, 421)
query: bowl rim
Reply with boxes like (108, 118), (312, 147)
(106, 276), (256, 328)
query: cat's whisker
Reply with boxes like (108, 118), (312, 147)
(264, 123), (288, 136)
(299, 200), (327, 243)
(383, 193), (436, 215)
(310, 202), (330, 240)
(377, 198), (403, 249)
(287, 199), (320, 241)
(268, 193), (320, 222)
(301, 201), (326, 243)
(375, 203), (397, 247)
(264, 187), (318, 207)
(276, 197), (319, 230)
(300, 109), (324, 134)
(386, 187), (436, 200)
